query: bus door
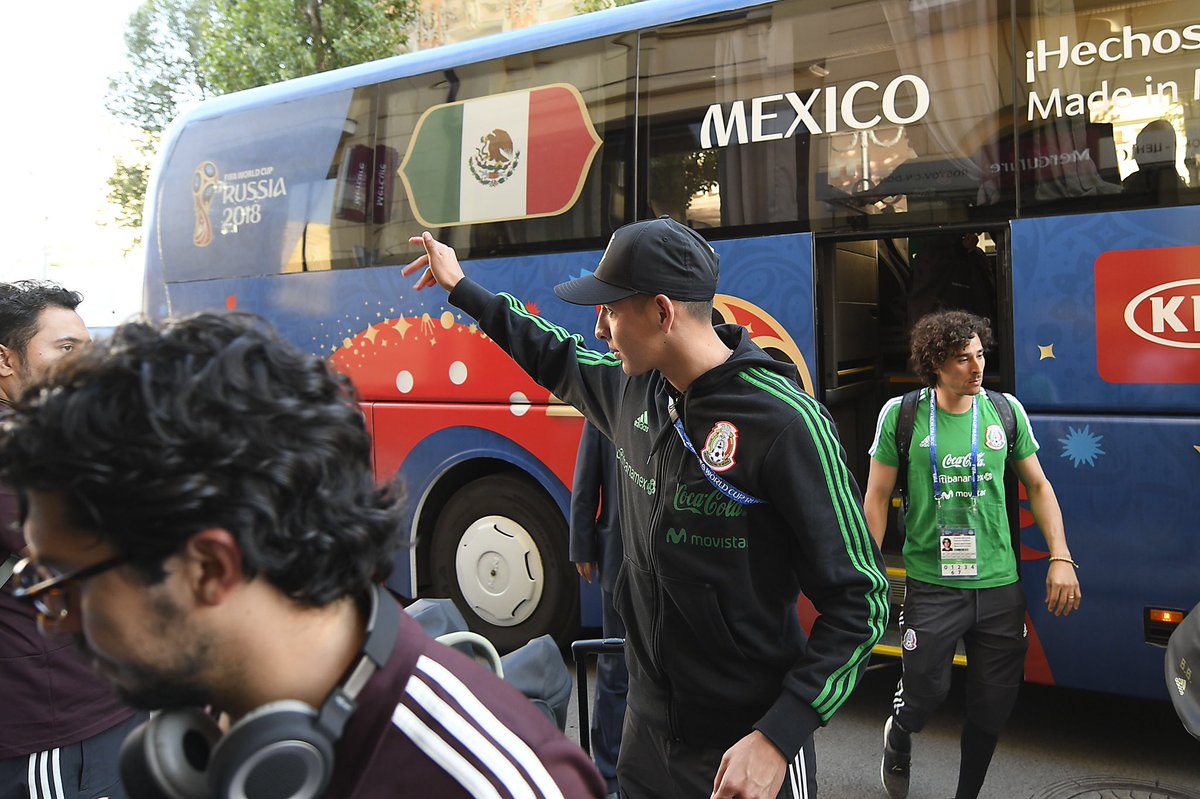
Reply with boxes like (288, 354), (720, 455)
(814, 227), (1009, 647)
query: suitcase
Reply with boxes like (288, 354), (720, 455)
(407, 598), (572, 731)
(570, 637), (626, 755)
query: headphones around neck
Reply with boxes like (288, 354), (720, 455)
(119, 584), (400, 799)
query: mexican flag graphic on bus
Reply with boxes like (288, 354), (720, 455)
(399, 83), (602, 227)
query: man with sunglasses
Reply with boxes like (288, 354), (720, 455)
(0, 280), (143, 799)
(2, 311), (605, 799)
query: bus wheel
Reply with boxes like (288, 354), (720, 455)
(430, 473), (577, 653)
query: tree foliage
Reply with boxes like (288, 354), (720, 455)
(201, 0), (415, 94)
(107, 0), (415, 235)
(648, 150), (719, 219)
(106, 135), (158, 235)
(106, 0), (214, 236)
(107, 0), (213, 135)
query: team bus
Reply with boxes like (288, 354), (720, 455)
(144, 0), (1199, 699)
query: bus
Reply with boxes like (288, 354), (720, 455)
(144, 0), (1199, 698)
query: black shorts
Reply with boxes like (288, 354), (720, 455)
(894, 579), (1028, 731)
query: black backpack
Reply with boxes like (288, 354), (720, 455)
(893, 388), (1021, 560)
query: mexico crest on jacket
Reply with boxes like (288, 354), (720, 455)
(702, 421), (740, 472)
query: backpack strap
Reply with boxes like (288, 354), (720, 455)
(983, 388), (1017, 462)
(893, 389), (922, 511)
(983, 388), (1022, 568)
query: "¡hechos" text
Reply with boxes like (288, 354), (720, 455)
(1024, 24), (1200, 82)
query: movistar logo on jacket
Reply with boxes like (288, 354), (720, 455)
(634, 410), (649, 432)
(665, 526), (748, 550)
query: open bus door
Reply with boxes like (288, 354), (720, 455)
(810, 227), (1011, 658)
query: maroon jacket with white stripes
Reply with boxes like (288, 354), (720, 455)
(324, 606), (605, 798)
(0, 483), (138, 758)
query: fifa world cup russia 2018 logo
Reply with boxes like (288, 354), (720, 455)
(192, 161), (219, 247)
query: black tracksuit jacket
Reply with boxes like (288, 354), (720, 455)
(451, 279), (889, 759)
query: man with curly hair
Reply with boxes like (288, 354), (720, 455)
(1, 312), (604, 799)
(864, 310), (1080, 799)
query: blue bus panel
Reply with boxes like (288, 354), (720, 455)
(1021, 413), (1198, 699)
(1012, 208), (1200, 414)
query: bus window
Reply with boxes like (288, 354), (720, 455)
(157, 87), (379, 281)
(639, 0), (1016, 234)
(371, 35), (636, 266)
(285, 90), (379, 273)
(1015, 0), (1199, 214)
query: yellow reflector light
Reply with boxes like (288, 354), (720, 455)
(1150, 609), (1182, 625)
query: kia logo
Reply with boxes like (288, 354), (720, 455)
(1123, 278), (1200, 349)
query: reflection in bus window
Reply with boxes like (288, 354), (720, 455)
(1121, 119), (1188, 206)
(285, 94), (378, 273)
(640, 0), (1015, 233)
(1017, 0), (1198, 213)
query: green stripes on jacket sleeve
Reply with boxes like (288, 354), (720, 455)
(498, 293), (621, 367)
(739, 367), (889, 721)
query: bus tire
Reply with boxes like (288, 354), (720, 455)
(430, 473), (578, 653)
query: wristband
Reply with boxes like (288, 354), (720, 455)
(1048, 556), (1078, 569)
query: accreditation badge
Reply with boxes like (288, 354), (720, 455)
(936, 505), (979, 579)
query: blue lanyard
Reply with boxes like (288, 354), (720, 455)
(671, 418), (765, 506)
(928, 390), (979, 505)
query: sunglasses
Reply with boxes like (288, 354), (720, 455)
(10, 555), (125, 623)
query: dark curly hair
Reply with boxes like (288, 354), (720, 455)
(0, 280), (83, 356)
(910, 310), (994, 387)
(0, 312), (405, 606)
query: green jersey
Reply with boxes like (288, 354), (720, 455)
(869, 387), (1039, 588)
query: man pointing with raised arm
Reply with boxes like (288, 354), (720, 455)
(405, 219), (889, 799)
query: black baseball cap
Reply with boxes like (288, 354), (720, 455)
(554, 216), (719, 306)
